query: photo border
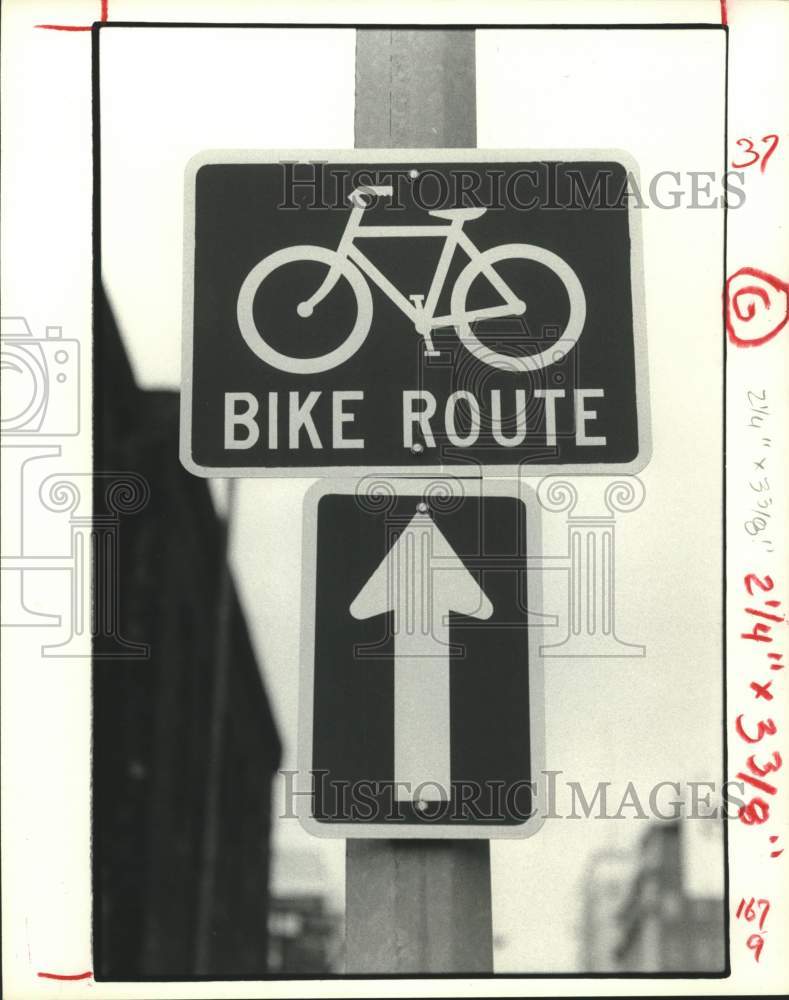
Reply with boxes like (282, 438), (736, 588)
(92, 17), (730, 982)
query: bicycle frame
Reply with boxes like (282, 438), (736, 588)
(301, 197), (525, 335)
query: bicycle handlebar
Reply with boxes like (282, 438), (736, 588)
(348, 185), (394, 208)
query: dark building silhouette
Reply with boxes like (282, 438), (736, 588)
(614, 822), (725, 974)
(267, 848), (343, 974)
(579, 822), (725, 974)
(578, 849), (632, 972)
(93, 293), (281, 979)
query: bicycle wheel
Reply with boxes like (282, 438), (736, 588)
(450, 243), (586, 373)
(237, 245), (373, 374)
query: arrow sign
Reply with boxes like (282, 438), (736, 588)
(300, 483), (538, 837)
(350, 506), (493, 802)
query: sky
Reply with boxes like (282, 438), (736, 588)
(99, 24), (727, 971)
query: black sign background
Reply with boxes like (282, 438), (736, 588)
(186, 159), (641, 471)
(308, 491), (532, 828)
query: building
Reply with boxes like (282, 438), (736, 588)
(578, 849), (633, 971)
(614, 821), (726, 974)
(93, 292), (282, 979)
(267, 847), (343, 974)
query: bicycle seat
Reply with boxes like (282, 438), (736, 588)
(427, 207), (487, 222)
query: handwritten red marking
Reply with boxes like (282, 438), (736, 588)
(747, 751), (782, 776)
(726, 268), (789, 348)
(736, 576), (783, 846)
(732, 138), (760, 170)
(720, 0), (728, 26)
(759, 134), (780, 173)
(736, 578), (783, 961)
(736, 714), (777, 744)
(745, 573), (775, 597)
(736, 896), (770, 931)
(747, 933), (765, 961)
(750, 679), (774, 701)
(740, 797), (770, 825)
(746, 606), (784, 623)
(37, 971), (93, 981)
(738, 771), (778, 796)
(742, 622), (774, 643)
(732, 135), (781, 173)
(37, 1), (107, 31)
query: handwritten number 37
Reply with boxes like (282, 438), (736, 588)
(732, 135), (780, 173)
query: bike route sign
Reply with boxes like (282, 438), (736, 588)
(181, 151), (648, 476)
(297, 478), (545, 838)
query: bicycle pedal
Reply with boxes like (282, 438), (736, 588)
(423, 348), (441, 357)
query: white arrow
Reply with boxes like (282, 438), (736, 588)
(350, 507), (493, 804)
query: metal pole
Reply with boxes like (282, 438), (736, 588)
(195, 478), (237, 973)
(346, 28), (492, 976)
(355, 30), (476, 148)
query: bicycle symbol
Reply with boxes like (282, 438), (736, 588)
(237, 183), (586, 374)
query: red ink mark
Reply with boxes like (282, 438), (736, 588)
(720, 0), (728, 26)
(736, 714), (777, 744)
(735, 896), (770, 931)
(747, 934), (765, 962)
(731, 135), (781, 173)
(745, 573), (775, 596)
(746, 606), (784, 623)
(737, 771), (778, 796)
(736, 578), (784, 847)
(37, 971), (93, 981)
(739, 797), (770, 825)
(750, 679), (774, 701)
(37, 1), (107, 31)
(726, 268), (789, 348)
(732, 138), (760, 169)
(742, 622), (774, 643)
(747, 751), (782, 777)
(759, 134), (780, 173)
